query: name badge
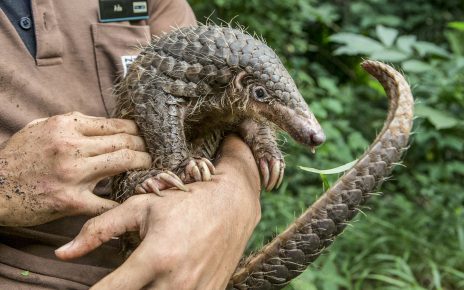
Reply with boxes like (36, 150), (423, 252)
(99, 0), (149, 23)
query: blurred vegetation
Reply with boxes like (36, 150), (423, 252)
(189, 1), (464, 289)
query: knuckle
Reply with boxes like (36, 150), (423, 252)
(119, 148), (137, 161)
(48, 192), (84, 215)
(114, 119), (138, 133)
(81, 218), (97, 236)
(49, 193), (72, 213)
(47, 138), (77, 156)
(106, 118), (123, 131)
(49, 115), (72, 128)
(53, 160), (78, 181)
(120, 133), (135, 149)
(70, 111), (83, 116)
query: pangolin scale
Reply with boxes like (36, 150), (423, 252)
(111, 25), (414, 289)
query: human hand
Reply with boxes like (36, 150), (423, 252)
(0, 112), (152, 226)
(55, 135), (261, 290)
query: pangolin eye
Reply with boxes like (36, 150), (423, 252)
(253, 87), (267, 100)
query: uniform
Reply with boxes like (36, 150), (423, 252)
(0, 0), (196, 288)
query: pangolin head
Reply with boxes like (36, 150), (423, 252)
(222, 28), (326, 149)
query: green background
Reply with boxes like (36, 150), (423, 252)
(189, 1), (464, 289)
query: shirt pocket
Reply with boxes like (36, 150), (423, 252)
(91, 23), (150, 114)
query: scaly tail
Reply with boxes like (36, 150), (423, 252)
(228, 60), (414, 289)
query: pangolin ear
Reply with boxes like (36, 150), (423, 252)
(233, 71), (247, 91)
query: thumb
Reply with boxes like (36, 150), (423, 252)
(55, 197), (142, 260)
(79, 191), (120, 216)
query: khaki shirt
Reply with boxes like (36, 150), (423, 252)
(0, 0), (195, 142)
(0, 0), (195, 288)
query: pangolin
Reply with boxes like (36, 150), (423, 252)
(112, 25), (414, 289)
(112, 25), (325, 200)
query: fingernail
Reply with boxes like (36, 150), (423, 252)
(56, 240), (75, 253)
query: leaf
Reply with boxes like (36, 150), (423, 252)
(370, 49), (408, 62)
(402, 60), (432, 73)
(322, 99), (343, 114)
(330, 33), (384, 55)
(415, 105), (459, 130)
(448, 21), (464, 31)
(317, 77), (338, 96)
(445, 30), (464, 56)
(413, 41), (450, 58)
(367, 274), (408, 287)
(299, 159), (358, 175)
(376, 25), (398, 47)
(320, 174), (331, 191)
(397, 35), (417, 54)
(21, 271), (29, 276)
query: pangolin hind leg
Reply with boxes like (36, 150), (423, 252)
(179, 129), (223, 183)
(239, 119), (285, 191)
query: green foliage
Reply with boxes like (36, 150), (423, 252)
(189, 0), (464, 289)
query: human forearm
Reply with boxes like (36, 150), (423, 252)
(56, 135), (262, 290)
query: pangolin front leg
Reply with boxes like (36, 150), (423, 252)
(115, 90), (191, 197)
(239, 119), (285, 191)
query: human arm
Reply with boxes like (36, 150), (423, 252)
(0, 112), (152, 226)
(55, 135), (261, 290)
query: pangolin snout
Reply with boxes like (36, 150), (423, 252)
(254, 99), (325, 149)
(310, 130), (325, 146)
(292, 120), (325, 148)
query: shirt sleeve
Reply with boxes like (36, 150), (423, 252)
(148, 0), (197, 36)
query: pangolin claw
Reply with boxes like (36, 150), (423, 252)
(158, 172), (188, 191)
(136, 170), (187, 195)
(259, 159), (270, 189)
(182, 158), (216, 183)
(259, 157), (285, 191)
(144, 178), (162, 196)
(266, 160), (280, 191)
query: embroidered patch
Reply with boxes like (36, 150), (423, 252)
(121, 55), (138, 76)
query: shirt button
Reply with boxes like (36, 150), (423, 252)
(19, 17), (32, 30)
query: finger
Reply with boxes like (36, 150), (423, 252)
(84, 149), (152, 179)
(76, 118), (140, 136)
(77, 191), (120, 216)
(80, 134), (146, 157)
(26, 117), (48, 127)
(55, 199), (141, 260)
(91, 241), (158, 290)
(65, 111), (105, 119)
